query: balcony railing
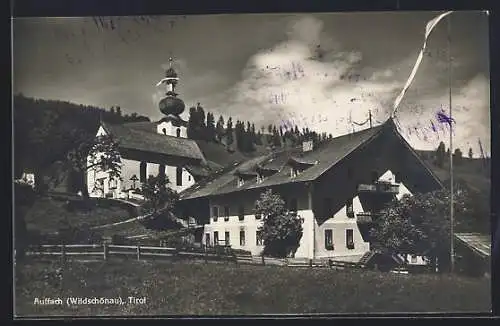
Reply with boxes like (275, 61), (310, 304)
(356, 212), (373, 224)
(358, 182), (399, 194)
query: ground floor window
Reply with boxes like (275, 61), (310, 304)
(205, 233), (210, 247)
(256, 230), (264, 246)
(214, 231), (219, 245)
(346, 229), (354, 249)
(225, 231), (230, 246)
(325, 229), (334, 250)
(240, 230), (245, 246)
(411, 255), (417, 263)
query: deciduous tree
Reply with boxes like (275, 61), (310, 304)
(254, 189), (304, 258)
(370, 188), (471, 272)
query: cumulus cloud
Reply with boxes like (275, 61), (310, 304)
(395, 73), (490, 156)
(206, 15), (489, 156)
(213, 15), (403, 135)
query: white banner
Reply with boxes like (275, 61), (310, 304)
(391, 11), (454, 117)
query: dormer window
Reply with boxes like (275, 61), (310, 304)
(288, 156), (315, 178)
(235, 170), (257, 187)
(290, 167), (301, 178)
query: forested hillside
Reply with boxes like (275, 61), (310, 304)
(13, 94), (150, 190)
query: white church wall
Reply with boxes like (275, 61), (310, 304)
(157, 121), (187, 138)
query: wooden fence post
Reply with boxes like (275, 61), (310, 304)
(309, 259), (313, 267)
(103, 243), (108, 261)
(261, 255), (265, 265)
(204, 246), (208, 264)
(137, 245), (141, 261)
(61, 244), (66, 263)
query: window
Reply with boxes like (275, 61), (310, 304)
(237, 177), (244, 187)
(205, 233), (211, 247)
(158, 164), (166, 177)
(395, 171), (402, 183)
(140, 162), (147, 183)
(162, 128), (167, 135)
(212, 206), (219, 222)
(324, 197), (332, 217)
(346, 199), (354, 218)
(411, 255), (418, 263)
(225, 231), (230, 246)
(176, 167), (183, 186)
(371, 170), (379, 183)
(290, 167), (300, 178)
(188, 175), (191, 181)
(256, 230), (264, 246)
(214, 231), (219, 245)
(224, 206), (230, 221)
(346, 229), (354, 249)
(238, 205), (245, 221)
(325, 229), (334, 250)
(176, 128), (181, 137)
(108, 178), (117, 189)
(289, 198), (298, 212)
(240, 230), (245, 246)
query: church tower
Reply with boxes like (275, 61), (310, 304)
(156, 57), (188, 138)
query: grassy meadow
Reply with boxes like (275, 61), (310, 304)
(15, 258), (491, 316)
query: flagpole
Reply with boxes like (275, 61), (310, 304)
(447, 15), (455, 273)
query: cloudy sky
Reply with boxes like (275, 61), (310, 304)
(13, 11), (490, 156)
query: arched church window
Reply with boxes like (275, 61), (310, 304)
(162, 128), (167, 135)
(109, 178), (117, 189)
(176, 128), (181, 137)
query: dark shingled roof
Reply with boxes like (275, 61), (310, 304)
(454, 233), (491, 258)
(122, 121), (158, 133)
(101, 122), (205, 161)
(179, 125), (384, 200)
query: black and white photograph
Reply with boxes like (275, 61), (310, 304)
(13, 10), (492, 317)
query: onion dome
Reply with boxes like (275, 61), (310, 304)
(165, 67), (178, 79)
(159, 96), (185, 116)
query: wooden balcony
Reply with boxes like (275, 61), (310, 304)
(356, 212), (373, 224)
(358, 182), (399, 194)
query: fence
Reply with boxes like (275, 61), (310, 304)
(25, 244), (242, 264)
(24, 244), (369, 270)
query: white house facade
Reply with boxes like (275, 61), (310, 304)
(179, 119), (444, 261)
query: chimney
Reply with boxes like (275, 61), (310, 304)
(302, 139), (314, 152)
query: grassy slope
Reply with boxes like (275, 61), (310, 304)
(15, 259), (490, 316)
(24, 197), (133, 234)
(416, 150), (490, 193)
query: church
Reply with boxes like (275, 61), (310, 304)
(86, 59), (214, 200)
(177, 119), (444, 260)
